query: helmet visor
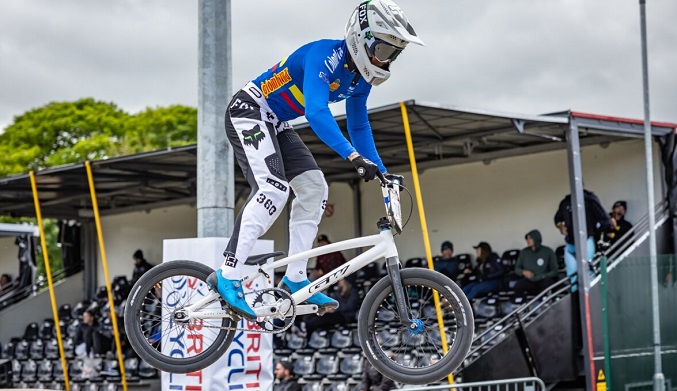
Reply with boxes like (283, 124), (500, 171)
(368, 39), (404, 63)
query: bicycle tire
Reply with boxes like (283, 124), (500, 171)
(357, 268), (474, 385)
(124, 260), (236, 373)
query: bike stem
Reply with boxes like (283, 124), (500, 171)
(385, 256), (413, 325)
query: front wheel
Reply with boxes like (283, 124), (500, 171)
(357, 268), (474, 385)
(123, 260), (236, 373)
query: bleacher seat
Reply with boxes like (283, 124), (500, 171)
(138, 359), (158, 379)
(326, 381), (350, 391)
(58, 304), (73, 321)
(12, 360), (21, 383)
(301, 382), (323, 391)
(395, 353), (417, 367)
(339, 354), (362, 377)
(307, 330), (331, 351)
(293, 354), (316, 377)
(377, 329), (400, 348)
(24, 322), (40, 341)
(124, 357), (140, 382)
(67, 319), (80, 339)
(287, 332), (307, 350)
(474, 296), (500, 319)
(101, 359), (120, 380)
(315, 354), (340, 376)
(14, 339), (30, 360)
(39, 320), (55, 340)
(456, 254), (472, 271)
(376, 308), (395, 323)
(405, 257), (426, 268)
(37, 359), (53, 382)
(500, 249), (520, 271)
(71, 300), (91, 319)
(355, 262), (379, 282)
(29, 339), (44, 360)
(402, 332), (423, 348)
(21, 359), (37, 382)
(44, 338), (59, 359)
(500, 295), (526, 316)
(53, 359), (66, 381)
(1, 340), (16, 359)
(330, 329), (354, 350)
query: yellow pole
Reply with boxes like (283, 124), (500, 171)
(29, 171), (71, 391)
(85, 161), (128, 391)
(400, 102), (455, 384)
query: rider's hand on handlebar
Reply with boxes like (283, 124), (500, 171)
(350, 155), (382, 182)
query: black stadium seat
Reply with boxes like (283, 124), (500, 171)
(339, 354), (362, 377)
(405, 257), (426, 268)
(23, 322), (39, 341)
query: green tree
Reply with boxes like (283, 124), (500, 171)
(0, 98), (197, 279)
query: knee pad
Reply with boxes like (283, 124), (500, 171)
(289, 170), (328, 223)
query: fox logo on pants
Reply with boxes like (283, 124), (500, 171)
(243, 125), (266, 150)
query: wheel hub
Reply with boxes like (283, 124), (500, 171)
(174, 309), (190, 324)
(408, 318), (425, 334)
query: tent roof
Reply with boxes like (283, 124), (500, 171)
(1, 100), (674, 219)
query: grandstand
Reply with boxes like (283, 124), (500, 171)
(1, 102), (676, 389)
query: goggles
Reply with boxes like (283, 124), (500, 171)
(367, 39), (405, 63)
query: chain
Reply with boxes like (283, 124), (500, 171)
(198, 288), (296, 334)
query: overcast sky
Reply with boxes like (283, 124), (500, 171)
(1, 0), (676, 132)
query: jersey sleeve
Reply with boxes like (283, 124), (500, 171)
(346, 94), (387, 173)
(302, 50), (356, 160)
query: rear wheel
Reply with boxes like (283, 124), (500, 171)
(357, 268), (474, 385)
(124, 260), (236, 373)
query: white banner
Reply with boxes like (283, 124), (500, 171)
(161, 237), (274, 391)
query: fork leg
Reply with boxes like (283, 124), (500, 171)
(385, 256), (413, 325)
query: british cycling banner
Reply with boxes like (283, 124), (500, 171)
(162, 237), (274, 391)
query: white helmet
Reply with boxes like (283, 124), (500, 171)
(345, 0), (424, 86)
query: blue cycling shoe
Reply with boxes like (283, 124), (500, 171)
(280, 276), (339, 311)
(207, 270), (257, 321)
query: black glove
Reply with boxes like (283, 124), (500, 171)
(351, 155), (381, 182)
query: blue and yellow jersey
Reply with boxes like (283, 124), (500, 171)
(251, 39), (386, 172)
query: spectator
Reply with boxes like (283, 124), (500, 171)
(310, 234), (347, 281)
(513, 230), (559, 296)
(0, 273), (12, 293)
(554, 188), (612, 291)
(74, 309), (112, 358)
(359, 358), (396, 391)
(131, 249), (154, 285)
(461, 242), (505, 300)
(434, 241), (461, 281)
(606, 200), (634, 251)
(273, 360), (301, 391)
(299, 278), (359, 336)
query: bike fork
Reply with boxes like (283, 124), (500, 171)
(385, 256), (414, 326)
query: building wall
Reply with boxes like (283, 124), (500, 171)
(90, 138), (661, 286)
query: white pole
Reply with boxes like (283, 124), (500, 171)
(638, 1), (664, 390)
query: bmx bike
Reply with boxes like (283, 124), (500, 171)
(124, 177), (473, 385)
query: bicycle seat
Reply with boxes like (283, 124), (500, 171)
(244, 251), (285, 266)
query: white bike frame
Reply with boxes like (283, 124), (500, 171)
(183, 179), (403, 321)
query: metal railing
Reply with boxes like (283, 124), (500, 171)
(400, 377), (546, 391)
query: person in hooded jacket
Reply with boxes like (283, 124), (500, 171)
(461, 242), (505, 300)
(513, 230), (559, 296)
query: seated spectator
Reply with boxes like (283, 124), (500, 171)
(131, 249), (154, 285)
(461, 242), (505, 300)
(513, 230), (559, 296)
(310, 234), (347, 281)
(434, 241), (461, 281)
(0, 273), (12, 294)
(74, 309), (112, 358)
(298, 278), (359, 336)
(273, 360), (301, 391)
(359, 356), (396, 390)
